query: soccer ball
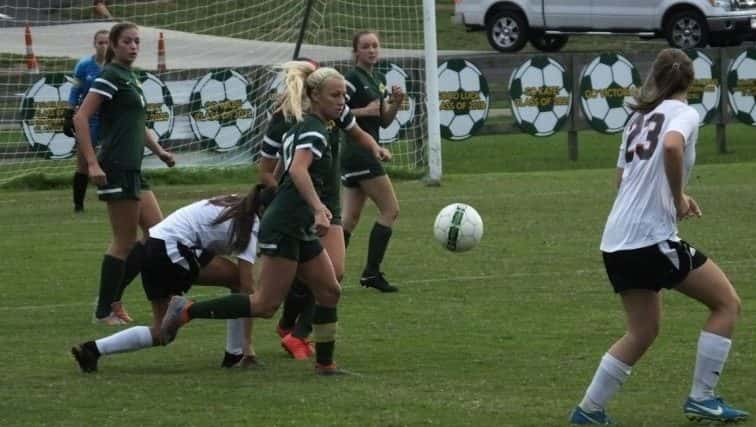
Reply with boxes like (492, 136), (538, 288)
(727, 48), (756, 126)
(438, 59), (490, 141)
(19, 74), (76, 159)
(579, 53), (641, 134)
(433, 203), (484, 252)
(189, 69), (256, 152)
(378, 62), (416, 144)
(686, 49), (720, 126)
(137, 71), (174, 155)
(509, 55), (571, 137)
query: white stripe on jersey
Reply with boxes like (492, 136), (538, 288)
(298, 131), (326, 144)
(94, 78), (118, 91)
(263, 135), (282, 148)
(89, 88), (113, 99)
(600, 100), (700, 252)
(296, 143), (322, 159)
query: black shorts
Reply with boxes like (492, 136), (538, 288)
(257, 232), (323, 263)
(97, 169), (150, 201)
(141, 237), (214, 301)
(602, 239), (708, 293)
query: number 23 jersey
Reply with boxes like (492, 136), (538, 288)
(601, 100), (700, 252)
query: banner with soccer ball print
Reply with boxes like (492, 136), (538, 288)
(508, 56), (571, 137)
(727, 48), (756, 126)
(438, 59), (490, 141)
(19, 74), (76, 159)
(189, 69), (257, 152)
(579, 53), (641, 134)
(378, 62), (416, 144)
(685, 50), (720, 126)
(137, 71), (175, 155)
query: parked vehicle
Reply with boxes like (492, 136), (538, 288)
(452, 0), (756, 52)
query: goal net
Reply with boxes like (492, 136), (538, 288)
(0, 0), (434, 185)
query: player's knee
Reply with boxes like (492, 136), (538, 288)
(629, 324), (658, 349)
(255, 302), (280, 319)
(315, 284), (341, 306)
(720, 292), (742, 319)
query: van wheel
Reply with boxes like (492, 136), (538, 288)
(665, 10), (708, 49)
(530, 33), (569, 52)
(486, 10), (529, 53)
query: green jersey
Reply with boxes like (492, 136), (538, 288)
(261, 114), (332, 240)
(90, 63), (147, 171)
(344, 67), (388, 143)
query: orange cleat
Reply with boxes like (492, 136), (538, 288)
(276, 324), (292, 339)
(281, 333), (313, 360)
(315, 363), (350, 376)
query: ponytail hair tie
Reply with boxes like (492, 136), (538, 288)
(672, 62), (681, 71)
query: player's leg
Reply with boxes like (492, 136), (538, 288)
(571, 289), (660, 424)
(357, 175), (399, 292)
(675, 258), (748, 422)
(341, 184), (367, 248)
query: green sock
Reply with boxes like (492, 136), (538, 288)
(278, 279), (311, 330)
(364, 222), (392, 275)
(95, 255), (125, 318)
(312, 305), (337, 365)
(187, 294), (252, 319)
(292, 298), (315, 339)
(114, 241), (144, 301)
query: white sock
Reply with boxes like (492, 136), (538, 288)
(226, 318), (243, 355)
(579, 353), (632, 412)
(95, 326), (154, 355)
(690, 331), (731, 401)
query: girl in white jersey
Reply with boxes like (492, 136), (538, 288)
(569, 49), (748, 425)
(71, 185), (272, 372)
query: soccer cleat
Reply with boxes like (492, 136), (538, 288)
(221, 351), (244, 368)
(111, 301), (133, 323)
(683, 397), (749, 423)
(568, 406), (614, 425)
(281, 333), (314, 360)
(160, 296), (192, 344)
(237, 355), (263, 369)
(360, 272), (398, 293)
(74, 204), (84, 213)
(93, 313), (126, 326)
(315, 363), (350, 376)
(276, 324), (292, 339)
(71, 344), (99, 373)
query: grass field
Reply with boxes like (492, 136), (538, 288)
(0, 137), (754, 426)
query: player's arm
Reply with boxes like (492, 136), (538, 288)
(258, 157), (279, 188)
(67, 62), (85, 107)
(663, 130), (696, 219)
(380, 85), (404, 127)
(144, 128), (175, 167)
(74, 92), (106, 184)
(346, 124), (391, 161)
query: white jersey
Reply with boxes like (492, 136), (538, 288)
(150, 199), (259, 266)
(600, 100), (700, 252)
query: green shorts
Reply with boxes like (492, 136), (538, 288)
(340, 151), (386, 188)
(257, 231), (323, 263)
(97, 170), (150, 201)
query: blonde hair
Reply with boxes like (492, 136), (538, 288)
(278, 61), (344, 122)
(629, 48), (694, 114)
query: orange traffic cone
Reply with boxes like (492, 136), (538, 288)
(25, 24), (39, 74)
(157, 32), (166, 73)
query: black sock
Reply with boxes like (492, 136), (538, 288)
(312, 305), (337, 366)
(343, 229), (352, 249)
(95, 255), (126, 318)
(187, 294), (252, 319)
(292, 296), (315, 339)
(83, 340), (101, 358)
(364, 222), (392, 276)
(114, 241), (144, 301)
(73, 172), (88, 208)
(278, 279), (311, 330)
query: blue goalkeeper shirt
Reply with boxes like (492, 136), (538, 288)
(68, 55), (103, 144)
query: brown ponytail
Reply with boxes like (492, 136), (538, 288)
(209, 184), (269, 253)
(629, 48), (694, 114)
(105, 22), (138, 64)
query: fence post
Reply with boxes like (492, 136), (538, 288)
(566, 54), (579, 161)
(716, 47), (729, 154)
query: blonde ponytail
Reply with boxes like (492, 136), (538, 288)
(278, 60), (317, 122)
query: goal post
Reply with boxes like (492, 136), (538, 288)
(0, 0), (440, 185)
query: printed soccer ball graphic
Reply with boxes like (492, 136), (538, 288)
(580, 53), (641, 134)
(686, 49), (720, 126)
(189, 69), (256, 152)
(509, 56), (571, 137)
(433, 203), (484, 252)
(378, 62), (416, 144)
(727, 48), (756, 126)
(19, 74), (75, 159)
(438, 59), (490, 141)
(138, 72), (174, 155)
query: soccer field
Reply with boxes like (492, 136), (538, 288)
(0, 161), (754, 426)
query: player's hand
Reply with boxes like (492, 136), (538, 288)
(62, 108), (76, 137)
(675, 194), (701, 220)
(158, 150), (176, 167)
(373, 146), (392, 162)
(684, 195), (702, 219)
(88, 163), (106, 186)
(390, 85), (405, 105)
(313, 204), (332, 237)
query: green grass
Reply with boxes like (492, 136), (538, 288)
(0, 156), (755, 426)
